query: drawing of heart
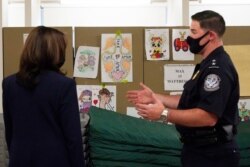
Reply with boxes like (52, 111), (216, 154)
(93, 99), (98, 105)
(112, 71), (125, 80)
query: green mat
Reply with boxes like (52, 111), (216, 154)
(236, 121), (250, 167)
(88, 106), (250, 167)
(88, 106), (182, 167)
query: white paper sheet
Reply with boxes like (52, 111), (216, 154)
(164, 64), (195, 91)
(101, 33), (133, 82)
(172, 29), (194, 61)
(145, 29), (170, 60)
(73, 46), (100, 78)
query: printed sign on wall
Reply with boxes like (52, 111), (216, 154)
(164, 64), (195, 91)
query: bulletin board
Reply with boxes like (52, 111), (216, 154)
(143, 27), (201, 95)
(2, 27), (73, 77)
(144, 26), (250, 97)
(223, 27), (250, 97)
(74, 27), (144, 113)
(2, 26), (250, 113)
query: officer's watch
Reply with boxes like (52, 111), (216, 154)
(160, 109), (169, 123)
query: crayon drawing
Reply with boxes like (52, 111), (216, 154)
(73, 46), (99, 78)
(101, 33), (133, 82)
(76, 85), (116, 112)
(172, 29), (194, 61)
(77, 85), (92, 113)
(145, 29), (169, 60)
(238, 99), (250, 122)
(91, 85), (116, 111)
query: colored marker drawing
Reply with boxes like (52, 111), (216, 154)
(73, 46), (99, 78)
(145, 29), (169, 60)
(101, 33), (133, 82)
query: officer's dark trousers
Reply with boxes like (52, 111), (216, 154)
(181, 140), (240, 167)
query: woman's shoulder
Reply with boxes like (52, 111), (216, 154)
(41, 70), (75, 84)
(3, 74), (17, 85)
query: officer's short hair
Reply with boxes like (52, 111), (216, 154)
(191, 10), (226, 37)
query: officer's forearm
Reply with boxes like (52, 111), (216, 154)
(155, 94), (180, 109)
(167, 108), (218, 127)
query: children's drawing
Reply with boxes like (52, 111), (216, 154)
(145, 29), (169, 60)
(77, 85), (92, 113)
(91, 85), (116, 111)
(73, 46), (99, 78)
(77, 85), (116, 112)
(101, 33), (133, 82)
(172, 29), (194, 61)
(238, 99), (250, 121)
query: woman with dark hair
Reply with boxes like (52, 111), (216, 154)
(2, 26), (85, 167)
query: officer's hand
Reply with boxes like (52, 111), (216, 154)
(126, 82), (154, 105)
(136, 93), (165, 121)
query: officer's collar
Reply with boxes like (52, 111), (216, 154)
(200, 46), (224, 66)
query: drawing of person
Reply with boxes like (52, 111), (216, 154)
(150, 36), (164, 58)
(98, 88), (114, 111)
(78, 90), (92, 113)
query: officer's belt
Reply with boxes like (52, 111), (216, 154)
(179, 125), (237, 146)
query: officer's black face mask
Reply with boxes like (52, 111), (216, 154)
(187, 31), (210, 54)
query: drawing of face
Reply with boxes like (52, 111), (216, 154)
(99, 94), (111, 104)
(150, 37), (163, 58)
(98, 88), (114, 110)
(98, 88), (111, 104)
(79, 90), (92, 113)
(151, 37), (162, 50)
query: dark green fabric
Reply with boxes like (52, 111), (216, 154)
(237, 121), (250, 166)
(88, 106), (250, 167)
(90, 159), (178, 167)
(90, 159), (176, 167)
(88, 106), (182, 167)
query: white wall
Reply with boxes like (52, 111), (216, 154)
(42, 5), (167, 26)
(5, 3), (250, 27)
(8, 3), (25, 27)
(190, 4), (250, 26)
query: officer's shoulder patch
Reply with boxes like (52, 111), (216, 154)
(204, 74), (221, 91)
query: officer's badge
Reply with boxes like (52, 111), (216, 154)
(204, 74), (221, 91)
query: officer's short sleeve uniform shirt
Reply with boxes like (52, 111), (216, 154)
(176, 46), (240, 134)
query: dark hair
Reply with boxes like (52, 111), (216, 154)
(191, 10), (226, 37)
(16, 26), (66, 89)
(99, 88), (111, 96)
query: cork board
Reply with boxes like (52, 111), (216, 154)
(224, 45), (250, 96)
(223, 27), (250, 96)
(144, 26), (250, 97)
(3, 26), (250, 113)
(3, 27), (73, 77)
(143, 27), (201, 95)
(74, 27), (144, 113)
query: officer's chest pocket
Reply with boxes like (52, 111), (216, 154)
(182, 79), (200, 107)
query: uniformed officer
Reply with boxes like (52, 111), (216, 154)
(127, 10), (240, 167)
